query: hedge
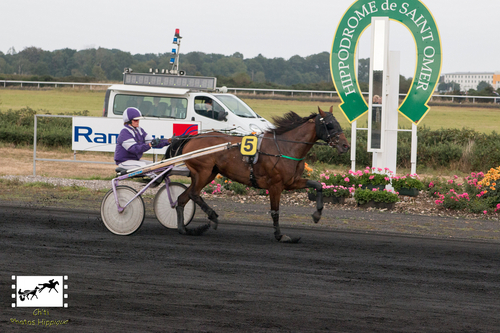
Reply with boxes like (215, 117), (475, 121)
(1, 107), (499, 172)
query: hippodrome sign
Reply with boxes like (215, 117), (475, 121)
(331, 0), (442, 124)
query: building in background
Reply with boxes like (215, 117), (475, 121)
(443, 72), (500, 92)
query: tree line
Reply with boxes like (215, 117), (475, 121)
(0, 46), (420, 92)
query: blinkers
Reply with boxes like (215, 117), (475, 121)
(315, 113), (342, 147)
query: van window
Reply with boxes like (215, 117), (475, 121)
(113, 94), (188, 119)
(194, 96), (225, 121)
(214, 94), (258, 118)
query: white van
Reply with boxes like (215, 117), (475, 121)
(102, 72), (273, 135)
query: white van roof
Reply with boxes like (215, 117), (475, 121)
(108, 84), (191, 96)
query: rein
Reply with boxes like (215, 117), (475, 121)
(271, 130), (304, 161)
(174, 133), (329, 146)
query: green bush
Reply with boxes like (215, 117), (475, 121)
(353, 188), (399, 204)
(470, 132), (500, 171)
(0, 107), (88, 147)
(306, 127), (499, 172)
(0, 107), (498, 173)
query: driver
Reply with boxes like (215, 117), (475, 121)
(114, 107), (170, 170)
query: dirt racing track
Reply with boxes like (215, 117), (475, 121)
(1, 200), (500, 332)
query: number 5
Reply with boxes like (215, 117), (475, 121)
(240, 136), (257, 156)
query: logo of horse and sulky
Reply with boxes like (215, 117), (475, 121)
(12, 275), (68, 308)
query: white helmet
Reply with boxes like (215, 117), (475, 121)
(123, 107), (144, 122)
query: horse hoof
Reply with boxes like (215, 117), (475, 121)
(178, 227), (187, 235)
(211, 221), (218, 230)
(279, 235), (301, 243)
(312, 211), (322, 223)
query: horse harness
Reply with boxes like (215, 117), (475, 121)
(244, 113), (343, 188)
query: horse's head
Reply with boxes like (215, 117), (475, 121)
(315, 106), (350, 154)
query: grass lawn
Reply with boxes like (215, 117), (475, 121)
(1, 87), (499, 133)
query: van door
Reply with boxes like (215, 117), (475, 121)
(192, 96), (229, 130)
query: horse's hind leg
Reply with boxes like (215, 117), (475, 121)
(175, 200), (211, 236)
(269, 187), (300, 243)
(175, 187), (211, 236)
(189, 194), (219, 230)
(175, 171), (217, 235)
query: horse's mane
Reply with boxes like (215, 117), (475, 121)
(267, 111), (317, 135)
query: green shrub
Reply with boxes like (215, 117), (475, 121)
(470, 132), (500, 171)
(222, 179), (248, 195)
(354, 188), (399, 204)
(0, 107), (88, 147)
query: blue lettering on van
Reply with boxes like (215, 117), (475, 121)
(74, 126), (119, 144)
(94, 133), (106, 144)
(74, 126), (92, 142)
(108, 133), (118, 144)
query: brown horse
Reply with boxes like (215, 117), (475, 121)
(175, 107), (350, 242)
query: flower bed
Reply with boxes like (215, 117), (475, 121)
(200, 165), (500, 217)
(427, 168), (500, 215)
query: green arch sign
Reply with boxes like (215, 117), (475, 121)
(330, 0), (442, 124)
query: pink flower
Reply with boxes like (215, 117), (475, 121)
(344, 177), (350, 182)
(483, 210), (488, 214)
(369, 175), (375, 180)
(325, 176), (329, 180)
(448, 179), (454, 184)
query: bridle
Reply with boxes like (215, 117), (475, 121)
(315, 113), (342, 148)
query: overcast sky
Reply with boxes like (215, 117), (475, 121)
(2, 0), (499, 78)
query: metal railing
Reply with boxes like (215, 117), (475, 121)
(229, 87), (499, 104)
(1, 80), (112, 89)
(2, 79), (499, 103)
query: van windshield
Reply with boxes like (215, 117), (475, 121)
(214, 94), (259, 118)
(113, 94), (188, 119)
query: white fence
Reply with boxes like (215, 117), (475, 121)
(1, 80), (111, 89)
(2, 79), (499, 104)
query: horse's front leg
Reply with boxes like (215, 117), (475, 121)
(306, 179), (323, 223)
(269, 186), (301, 243)
(286, 179), (324, 224)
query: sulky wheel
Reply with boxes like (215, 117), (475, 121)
(101, 185), (145, 235)
(154, 182), (195, 229)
